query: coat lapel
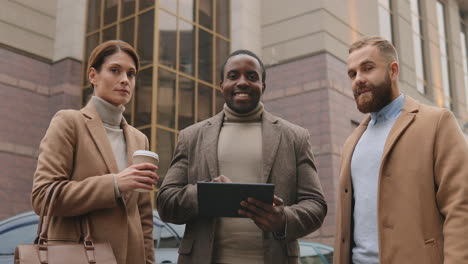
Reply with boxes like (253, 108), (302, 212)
(201, 112), (224, 180)
(341, 117), (370, 188)
(261, 111), (281, 183)
(81, 103), (119, 174)
(381, 96), (419, 165)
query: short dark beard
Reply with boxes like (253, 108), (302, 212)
(354, 73), (393, 113)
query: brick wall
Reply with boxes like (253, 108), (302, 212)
(263, 52), (365, 246)
(0, 47), (81, 220)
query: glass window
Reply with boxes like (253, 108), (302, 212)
(85, 33), (99, 62)
(87, 0), (101, 32)
(179, 19), (195, 75)
(378, 0), (393, 43)
(104, 0), (118, 25)
(138, 10), (155, 66)
(158, 68), (176, 128)
(82, 87), (93, 106)
(120, 18), (135, 46)
(198, 28), (213, 83)
(178, 76), (195, 129)
(436, 1), (451, 109)
(216, 0), (230, 37)
(159, 10), (177, 69)
(461, 21), (468, 111)
(103, 25), (116, 42)
(410, 0), (426, 94)
(215, 88), (224, 114)
(140, 0), (154, 10)
(198, 0), (213, 29)
(160, 0), (176, 13)
(216, 37), (229, 85)
(156, 128), (175, 183)
(198, 83), (212, 121)
(135, 68), (153, 127)
(121, 0), (135, 18)
(180, 0), (195, 21)
(141, 127), (152, 148)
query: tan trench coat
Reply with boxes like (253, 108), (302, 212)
(334, 96), (468, 264)
(31, 103), (155, 264)
(156, 110), (327, 264)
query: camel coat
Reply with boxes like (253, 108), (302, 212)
(156, 110), (327, 264)
(334, 96), (468, 264)
(31, 103), (155, 264)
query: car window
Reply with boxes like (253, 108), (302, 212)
(0, 222), (37, 254)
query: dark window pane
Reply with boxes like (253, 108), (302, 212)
(135, 67), (153, 127)
(179, 19), (195, 75)
(198, 0), (213, 29)
(121, 0), (135, 18)
(198, 28), (213, 83)
(85, 33), (99, 84)
(139, 0), (154, 10)
(138, 10), (154, 66)
(140, 127), (152, 149)
(159, 11), (177, 69)
(198, 84), (212, 121)
(120, 18), (135, 46)
(216, 37), (229, 85)
(160, 0), (176, 13)
(87, 0), (101, 32)
(215, 88), (224, 114)
(123, 98), (133, 124)
(178, 77), (195, 129)
(104, 0), (118, 25)
(103, 25), (116, 42)
(157, 68), (176, 128)
(216, 0), (229, 37)
(180, 0), (195, 21)
(156, 129), (175, 184)
(82, 87), (93, 107)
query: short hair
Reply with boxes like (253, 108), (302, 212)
(219, 50), (266, 84)
(87, 40), (140, 76)
(349, 36), (398, 63)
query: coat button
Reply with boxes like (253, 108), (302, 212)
(344, 188), (348, 193)
(342, 238), (345, 243)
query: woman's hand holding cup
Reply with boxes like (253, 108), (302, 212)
(116, 150), (159, 193)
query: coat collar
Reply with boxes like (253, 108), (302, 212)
(341, 95), (420, 187)
(81, 102), (133, 173)
(201, 109), (281, 183)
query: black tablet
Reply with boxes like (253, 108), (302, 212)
(197, 182), (275, 217)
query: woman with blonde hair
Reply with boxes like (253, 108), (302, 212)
(32, 40), (158, 264)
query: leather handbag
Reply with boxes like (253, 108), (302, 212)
(14, 181), (117, 264)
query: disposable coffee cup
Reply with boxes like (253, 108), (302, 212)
(132, 150), (159, 192)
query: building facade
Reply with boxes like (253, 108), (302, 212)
(1, 0), (467, 246)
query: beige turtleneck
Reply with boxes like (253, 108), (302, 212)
(90, 96), (127, 198)
(212, 103), (265, 264)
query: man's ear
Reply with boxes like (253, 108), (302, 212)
(389, 61), (399, 80)
(88, 67), (97, 85)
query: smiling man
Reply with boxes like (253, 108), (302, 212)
(334, 36), (468, 264)
(157, 50), (327, 264)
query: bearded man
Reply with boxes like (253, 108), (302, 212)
(334, 36), (468, 264)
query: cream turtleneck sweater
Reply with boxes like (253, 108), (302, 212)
(90, 96), (127, 198)
(213, 103), (265, 264)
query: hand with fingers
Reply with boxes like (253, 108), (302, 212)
(212, 175), (232, 183)
(115, 162), (159, 192)
(238, 195), (286, 234)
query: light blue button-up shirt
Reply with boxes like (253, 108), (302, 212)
(351, 94), (404, 264)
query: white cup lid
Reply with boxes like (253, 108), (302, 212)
(133, 150), (159, 160)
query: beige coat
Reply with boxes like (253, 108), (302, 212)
(156, 110), (327, 264)
(31, 103), (155, 264)
(334, 96), (468, 264)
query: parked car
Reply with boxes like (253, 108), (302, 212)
(0, 211), (333, 264)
